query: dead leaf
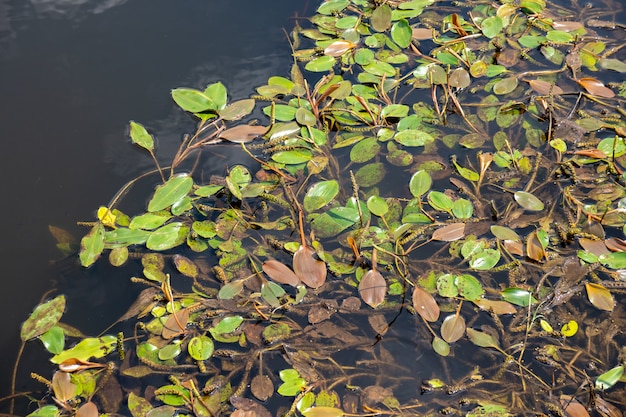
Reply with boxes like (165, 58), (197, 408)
(526, 231), (545, 262)
(412, 27), (433, 40)
(76, 402), (98, 417)
(474, 299), (517, 315)
(526, 79), (564, 95)
(359, 270), (387, 308)
(577, 77), (615, 98)
(412, 287), (440, 322)
(262, 259), (300, 286)
(162, 308), (190, 339)
(604, 237), (626, 252)
(432, 223), (466, 241)
(324, 40), (357, 57)
(51, 371), (76, 402)
(293, 245), (327, 289)
(219, 125), (268, 143)
(251, 374), (274, 401)
(574, 149), (608, 159)
(579, 238), (610, 256)
(585, 283), (615, 311)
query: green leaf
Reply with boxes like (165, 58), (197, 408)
(204, 82), (228, 110)
(272, 149), (312, 164)
(595, 365), (624, 391)
(355, 162), (386, 187)
(305, 55), (336, 72)
(514, 191), (544, 211)
(367, 195), (389, 217)
(146, 222), (189, 251)
(466, 328), (500, 349)
(501, 288), (537, 307)
(129, 121), (154, 151)
(79, 223), (105, 267)
(452, 198), (473, 219)
(432, 337), (450, 356)
(304, 180), (340, 212)
(481, 16), (503, 38)
(51, 335), (117, 364)
(296, 107), (317, 126)
(599, 252), (626, 269)
(262, 281), (287, 308)
(469, 249), (501, 270)
(391, 19), (412, 48)
(211, 315), (244, 335)
(362, 60), (396, 77)
(21, 295), (66, 341)
(26, 406), (59, 417)
(129, 212), (171, 230)
(148, 174), (193, 212)
(317, 0), (349, 15)
(381, 104), (409, 119)
(219, 98), (255, 121)
(409, 170), (432, 197)
(427, 191), (453, 212)
(394, 129), (435, 146)
(350, 137), (380, 163)
(105, 228), (151, 246)
(371, 3), (392, 32)
(188, 335), (214, 361)
(128, 393), (152, 417)
(278, 369), (307, 396)
(171, 88), (216, 113)
(40, 325), (65, 354)
(158, 342), (182, 360)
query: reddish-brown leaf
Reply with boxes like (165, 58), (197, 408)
(503, 240), (524, 256)
(574, 149), (608, 158)
(412, 287), (440, 322)
(162, 308), (190, 339)
(412, 27), (433, 40)
(526, 231), (545, 262)
(293, 245), (327, 289)
(58, 358), (107, 373)
(323, 40), (357, 57)
(605, 237), (626, 252)
(432, 223), (466, 242)
(560, 396), (590, 417)
(359, 270), (387, 308)
(51, 371), (76, 402)
(585, 282), (615, 311)
(527, 79), (564, 95)
(219, 125), (268, 143)
(577, 77), (615, 98)
(250, 374), (274, 401)
(474, 299), (517, 315)
(262, 259), (300, 287)
(552, 21), (584, 31)
(76, 402), (99, 417)
(440, 314), (466, 343)
(579, 238), (610, 256)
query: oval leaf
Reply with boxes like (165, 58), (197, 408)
(263, 260), (301, 287)
(148, 174), (193, 212)
(21, 295), (66, 341)
(293, 245), (327, 289)
(585, 282), (615, 311)
(412, 287), (440, 322)
(514, 191), (544, 211)
(432, 223), (466, 241)
(440, 314), (466, 343)
(129, 121), (154, 151)
(359, 270), (387, 308)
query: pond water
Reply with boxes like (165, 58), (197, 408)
(3, 0), (626, 416)
(0, 0), (307, 411)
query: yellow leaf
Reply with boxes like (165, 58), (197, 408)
(97, 206), (117, 228)
(561, 320), (578, 337)
(539, 319), (553, 333)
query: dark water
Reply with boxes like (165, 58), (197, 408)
(0, 0), (307, 408)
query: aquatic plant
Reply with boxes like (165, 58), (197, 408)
(9, 0), (626, 416)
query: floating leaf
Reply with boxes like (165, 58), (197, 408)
(171, 88), (215, 113)
(128, 392), (152, 417)
(595, 365), (624, 391)
(493, 77), (518, 95)
(501, 288), (537, 307)
(293, 245), (327, 289)
(577, 77), (615, 98)
(561, 320), (578, 337)
(148, 174), (193, 212)
(40, 326), (65, 354)
(251, 375), (274, 402)
(51, 335), (117, 364)
(469, 248), (500, 270)
(452, 199), (473, 219)
(146, 222), (189, 251)
(305, 55), (336, 72)
(391, 19), (412, 48)
(359, 270), (387, 308)
(513, 191), (544, 211)
(302, 407), (345, 417)
(409, 170), (432, 198)
(80, 223), (105, 267)
(371, 3), (392, 32)
(432, 223), (466, 241)
(188, 335), (214, 361)
(220, 125), (267, 143)
(466, 328), (500, 349)
(262, 281), (287, 307)
(432, 337), (450, 356)
(585, 283), (614, 311)
(428, 191), (453, 212)
(412, 287), (440, 322)
(263, 260), (301, 286)
(526, 79), (563, 95)
(76, 402), (98, 417)
(51, 371), (76, 402)
(474, 299), (517, 315)
(304, 180), (340, 212)
(490, 225), (520, 241)
(162, 309), (190, 339)
(440, 314), (466, 343)
(324, 40), (357, 57)
(526, 230), (546, 262)
(354, 162), (386, 187)
(367, 196), (389, 217)
(21, 295), (66, 341)
(219, 98), (255, 121)
(129, 121), (154, 151)
(394, 129), (434, 146)
(278, 369), (307, 396)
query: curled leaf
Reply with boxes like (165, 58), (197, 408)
(293, 245), (327, 289)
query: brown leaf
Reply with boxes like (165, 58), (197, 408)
(293, 245), (327, 289)
(219, 125), (268, 143)
(552, 21), (584, 31)
(585, 283), (615, 311)
(560, 396), (590, 417)
(577, 77), (615, 98)
(474, 299), (517, 315)
(574, 149), (608, 159)
(323, 40), (357, 57)
(76, 402), (98, 417)
(432, 223), (466, 241)
(51, 371), (76, 402)
(526, 79), (564, 95)
(412, 27), (433, 40)
(58, 358), (107, 373)
(412, 287), (440, 322)
(358, 270), (387, 308)
(579, 238), (610, 256)
(526, 231), (545, 262)
(368, 313), (389, 335)
(250, 374), (274, 401)
(162, 308), (190, 339)
(604, 237), (626, 252)
(262, 259), (300, 287)
(440, 314), (466, 343)
(503, 240), (524, 256)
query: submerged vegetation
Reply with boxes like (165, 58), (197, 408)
(8, 0), (626, 416)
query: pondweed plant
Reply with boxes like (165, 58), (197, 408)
(9, 0), (626, 416)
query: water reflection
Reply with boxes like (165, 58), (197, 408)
(0, 0), (306, 412)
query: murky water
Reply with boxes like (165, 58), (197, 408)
(0, 0), (307, 409)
